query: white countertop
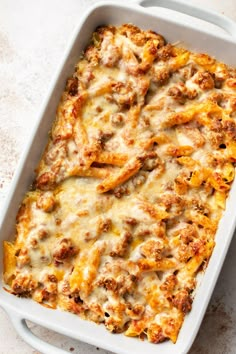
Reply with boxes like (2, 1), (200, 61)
(0, 0), (236, 353)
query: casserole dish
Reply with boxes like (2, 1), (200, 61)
(1, 0), (236, 353)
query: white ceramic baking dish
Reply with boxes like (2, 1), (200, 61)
(1, 1), (236, 353)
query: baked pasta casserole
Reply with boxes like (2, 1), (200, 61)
(3, 24), (236, 344)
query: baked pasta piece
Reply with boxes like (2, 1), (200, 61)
(3, 23), (236, 344)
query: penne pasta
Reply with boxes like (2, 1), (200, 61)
(69, 166), (111, 179)
(96, 151), (128, 166)
(97, 156), (142, 193)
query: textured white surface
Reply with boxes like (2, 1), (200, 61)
(0, 0), (236, 353)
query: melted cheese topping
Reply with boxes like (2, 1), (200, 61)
(3, 24), (236, 344)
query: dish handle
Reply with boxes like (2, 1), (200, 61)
(134, 0), (236, 39)
(6, 310), (69, 354)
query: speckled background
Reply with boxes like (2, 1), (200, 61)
(0, 0), (236, 353)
